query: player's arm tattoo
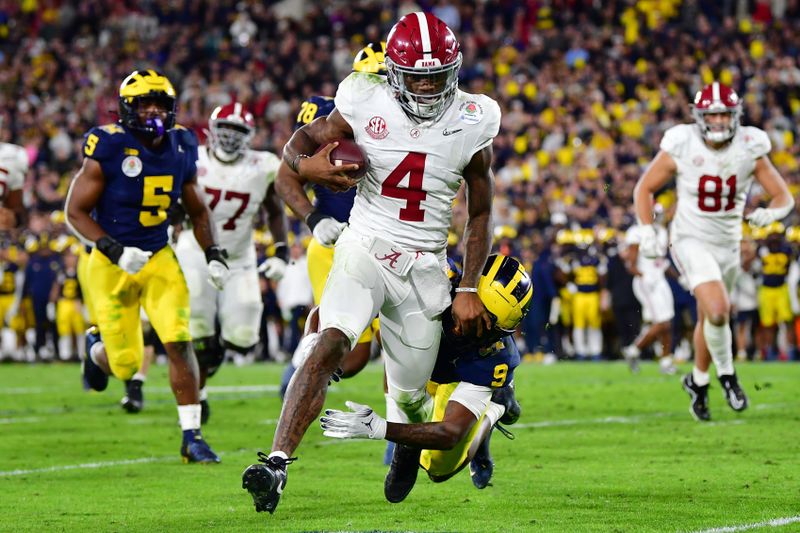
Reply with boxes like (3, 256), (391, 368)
(182, 180), (218, 250)
(274, 161), (314, 220)
(264, 182), (289, 247)
(385, 403), (477, 449)
(460, 146), (495, 288)
(65, 158), (109, 246)
(282, 109), (354, 170)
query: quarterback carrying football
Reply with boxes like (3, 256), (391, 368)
(243, 12), (499, 514)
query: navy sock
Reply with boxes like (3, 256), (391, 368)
(182, 429), (202, 443)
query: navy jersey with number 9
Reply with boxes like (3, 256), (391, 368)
(82, 123), (199, 252)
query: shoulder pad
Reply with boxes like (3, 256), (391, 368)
(83, 125), (124, 161)
(740, 126), (771, 159)
(173, 125), (199, 148)
(659, 124), (692, 158)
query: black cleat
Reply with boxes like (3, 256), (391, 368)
(82, 326), (108, 392)
(121, 379), (144, 413)
(491, 381), (521, 425)
(242, 452), (296, 514)
(719, 373), (748, 412)
(384, 444), (421, 503)
(682, 373), (711, 421)
(180, 433), (221, 464)
(470, 430), (494, 489)
(200, 399), (210, 425)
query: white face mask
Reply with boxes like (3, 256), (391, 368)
(208, 122), (253, 162)
(692, 108), (740, 143)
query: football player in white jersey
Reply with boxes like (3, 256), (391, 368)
(0, 139), (29, 229)
(243, 12), (498, 514)
(623, 205), (677, 375)
(634, 82), (794, 421)
(174, 102), (288, 423)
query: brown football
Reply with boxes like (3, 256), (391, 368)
(319, 139), (368, 180)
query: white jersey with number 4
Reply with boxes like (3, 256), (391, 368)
(178, 146), (280, 268)
(662, 124), (770, 245)
(335, 72), (501, 253)
(0, 142), (28, 201)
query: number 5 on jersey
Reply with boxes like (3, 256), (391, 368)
(140, 175), (173, 226)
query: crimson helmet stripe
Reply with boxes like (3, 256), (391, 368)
(712, 81), (720, 102)
(414, 12), (433, 59)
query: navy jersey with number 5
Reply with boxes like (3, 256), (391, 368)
(82, 123), (198, 252)
(294, 95), (355, 223)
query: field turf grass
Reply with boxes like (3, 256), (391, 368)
(1, 360), (799, 532)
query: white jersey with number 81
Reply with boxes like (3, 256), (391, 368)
(662, 124), (770, 245)
(334, 72), (500, 253)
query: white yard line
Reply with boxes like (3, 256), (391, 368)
(0, 449), (255, 477)
(689, 515), (800, 532)
(0, 417), (40, 424)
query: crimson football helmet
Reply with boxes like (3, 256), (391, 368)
(208, 102), (255, 162)
(691, 82), (742, 143)
(385, 12), (462, 122)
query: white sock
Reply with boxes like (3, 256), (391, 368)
(177, 404), (201, 430)
(269, 450), (289, 461)
(58, 337), (73, 361)
(587, 328), (602, 356)
(659, 355), (674, 368)
(692, 366), (710, 387)
(573, 327), (587, 356)
(485, 401), (505, 426)
(199, 387), (208, 401)
(89, 341), (105, 364)
(703, 318), (734, 376)
(131, 372), (146, 383)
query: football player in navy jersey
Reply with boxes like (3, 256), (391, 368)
(278, 43), (386, 398)
(65, 70), (225, 463)
(320, 254), (532, 501)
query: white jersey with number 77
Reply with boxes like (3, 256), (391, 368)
(334, 72), (500, 253)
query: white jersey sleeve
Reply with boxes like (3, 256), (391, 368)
(0, 143), (29, 196)
(659, 124), (692, 159)
(740, 126), (771, 159)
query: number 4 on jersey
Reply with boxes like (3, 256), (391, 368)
(382, 152), (427, 222)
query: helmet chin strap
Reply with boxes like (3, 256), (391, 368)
(213, 145), (240, 163)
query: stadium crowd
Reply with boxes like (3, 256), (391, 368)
(2, 0), (800, 365)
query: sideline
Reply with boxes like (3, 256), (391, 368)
(689, 515), (800, 533)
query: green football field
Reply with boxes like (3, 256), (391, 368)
(1, 360), (799, 532)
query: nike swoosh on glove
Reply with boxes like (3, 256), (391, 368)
(257, 257), (287, 280)
(320, 400), (387, 440)
(313, 217), (347, 247)
(118, 247), (153, 274)
(207, 260), (229, 290)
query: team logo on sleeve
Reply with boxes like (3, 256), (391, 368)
(459, 101), (484, 124)
(121, 155), (143, 177)
(366, 116), (389, 140)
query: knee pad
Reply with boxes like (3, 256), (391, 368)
(194, 336), (223, 376)
(390, 388), (433, 423)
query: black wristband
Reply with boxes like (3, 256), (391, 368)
(305, 210), (329, 233)
(273, 242), (289, 262)
(204, 245), (228, 267)
(96, 236), (123, 264)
